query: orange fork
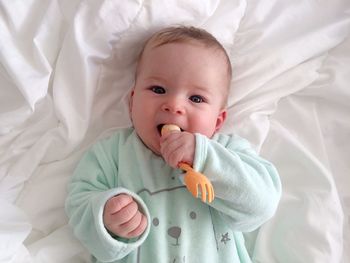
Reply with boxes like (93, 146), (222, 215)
(161, 124), (215, 203)
(178, 162), (215, 203)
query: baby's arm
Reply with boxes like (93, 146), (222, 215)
(104, 194), (147, 238)
(65, 135), (150, 262)
(196, 133), (282, 232)
(159, 129), (281, 231)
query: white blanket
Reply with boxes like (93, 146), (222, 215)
(1, 0), (349, 262)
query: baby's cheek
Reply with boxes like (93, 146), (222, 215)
(192, 120), (216, 137)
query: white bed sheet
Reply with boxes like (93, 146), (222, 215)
(0, 0), (349, 262)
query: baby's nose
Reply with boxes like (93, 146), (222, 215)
(161, 101), (184, 115)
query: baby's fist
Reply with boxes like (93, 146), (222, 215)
(160, 131), (195, 168)
(103, 194), (147, 238)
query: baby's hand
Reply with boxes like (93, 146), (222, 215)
(103, 194), (147, 239)
(160, 131), (195, 168)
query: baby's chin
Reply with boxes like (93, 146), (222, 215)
(149, 146), (162, 156)
(139, 137), (162, 156)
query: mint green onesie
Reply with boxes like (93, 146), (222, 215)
(65, 128), (281, 263)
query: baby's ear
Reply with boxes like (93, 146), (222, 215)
(129, 89), (135, 112)
(215, 109), (227, 132)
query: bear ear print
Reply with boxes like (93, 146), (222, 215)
(190, 211), (197, 220)
(152, 217), (159, 226)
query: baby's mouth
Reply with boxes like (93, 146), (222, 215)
(157, 124), (183, 135)
(157, 124), (164, 135)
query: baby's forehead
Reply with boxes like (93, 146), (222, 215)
(145, 38), (219, 56)
(141, 40), (228, 70)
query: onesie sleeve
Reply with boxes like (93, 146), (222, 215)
(65, 134), (151, 262)
(193, 133), (281, 232)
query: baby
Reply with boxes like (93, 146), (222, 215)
(65, 26), (281, 263)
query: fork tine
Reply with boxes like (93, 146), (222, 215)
(192, 183), (199, 198)
(205, 184), (212, 203)
(206, 184), (213, 203)
(182, 165), (215, 203)
(200, 183), (207, 202)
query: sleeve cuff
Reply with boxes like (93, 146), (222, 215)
(92, 187), (151, 261)
(193, 133), (208, 172)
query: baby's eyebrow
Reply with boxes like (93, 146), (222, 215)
(191, 85), (212, 95)
(145, 76), (167, 83)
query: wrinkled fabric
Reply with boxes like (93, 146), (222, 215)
(0, 0), (349, 262)
(65, 128), (280, 262)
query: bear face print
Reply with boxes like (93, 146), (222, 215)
(136, 186), (233, 263)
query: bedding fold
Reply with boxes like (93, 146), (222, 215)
(0, 0), (349, 262)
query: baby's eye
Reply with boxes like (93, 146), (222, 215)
(151, 86), (166, 94)
(189, 95), (204, 103)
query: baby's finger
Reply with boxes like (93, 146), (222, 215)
(104, 194), (133, 215)
(159, 131), (182, 145)
(167, 145), (185, 168)
(119, 211), (143, 236)
(161, 140), (183, 167)
(160, 138), (178, 158)
(127, 214), (148, 238)
(160, 132), (184, 154)
(108, 200), (139, 226)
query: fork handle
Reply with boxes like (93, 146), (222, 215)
(178, 162), (193, 172)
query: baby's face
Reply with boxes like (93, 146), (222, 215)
(130, 42), (228, 155)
